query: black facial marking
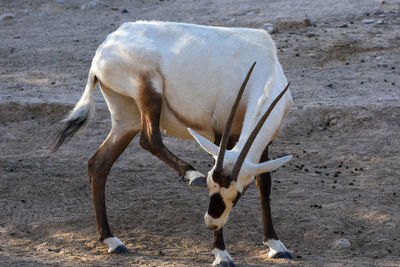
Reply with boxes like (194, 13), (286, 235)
(208, 193), (226, 218)
(212, 171), (232, 188)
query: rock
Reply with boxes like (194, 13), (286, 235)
(263, 23), (277, 34)
(0, 13), (15, 21)
(121, 9), (129, 14)
(362, 19), (375, 24)
(337, 23), (348, 28)
(377, 19), (384, 24)
(246, 11), (255, 16)
(81, 0), (100, 10)
(370, 7), (385, 15)
(303, 15), (315, 26)
(334, 238), (351, 249)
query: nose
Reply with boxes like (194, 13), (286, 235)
(204, 213), (221, 230)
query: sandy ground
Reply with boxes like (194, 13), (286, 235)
(1, 0), (400, 266)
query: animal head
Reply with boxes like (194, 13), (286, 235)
(188, 62), (292, 230)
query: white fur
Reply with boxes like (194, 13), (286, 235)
(242, 155), (293, 178)
(212, 248), (234, 266)
(204, 211), (229, 230)
(264, 239), (289, 258)
(86, 21), (288, 141)
(188, 129), (218, 158)
(104, 236), (124, 253)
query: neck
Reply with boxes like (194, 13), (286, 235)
(233, 64), (292, 164)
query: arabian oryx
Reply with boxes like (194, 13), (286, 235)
(50, 21), (294, 266)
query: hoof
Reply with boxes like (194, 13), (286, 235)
(271, 251), (294, 259)
(189, 177), (207, 187)
(110, 245), (129, 254)
(215, 261), (237, 267)
(184, 170), (207, 188)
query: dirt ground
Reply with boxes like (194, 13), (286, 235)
(1, 0), (400, 266)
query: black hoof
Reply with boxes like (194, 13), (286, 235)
(111, 245), (129, 254)
(215, 261), (237, 267)
(189, 177), (207, 187)
(272, 251), (294, 259)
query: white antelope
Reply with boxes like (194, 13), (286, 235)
(50, 21), (294, 266)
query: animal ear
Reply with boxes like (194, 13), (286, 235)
(245, 155), (292, 177)
(187, 128), (218, 157)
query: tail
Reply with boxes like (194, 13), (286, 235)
(49, 71), (98, 152)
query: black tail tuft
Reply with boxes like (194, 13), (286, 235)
(49, 105), (91, 153)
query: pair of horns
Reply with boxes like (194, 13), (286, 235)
(215, 62), (290, 181)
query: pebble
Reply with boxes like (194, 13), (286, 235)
(81, 0), (100, 10)
(303, 17), (315, 26)
(334, 238), (351, 249)
(337, 23), (348, 28)
(246, 11), (255, 16)
(371, 7), (385, 15)
(362, 19), (375, 24)
(0, 13), (15, 21)
(377, 19), (384, 24)
(263, 23), (276, 34)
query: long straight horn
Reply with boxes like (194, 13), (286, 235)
(214, 62), (257, 174)
(230, 82), (291, 180)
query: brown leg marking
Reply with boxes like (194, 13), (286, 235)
(137, 74), (196, 177)
(256, 145), (279, 242)
(212, 228), (225, 250)
(88, 128), (138, 241)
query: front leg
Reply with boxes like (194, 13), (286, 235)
(212, 228), (237, 267)
(256, 146), (294, 259)
(137, 74), (206, 187)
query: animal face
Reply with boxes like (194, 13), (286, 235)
(204, 165), (253, 230)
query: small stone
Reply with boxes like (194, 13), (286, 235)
(362, 19), (375, 24)
(376, 19), (384, 24)
(303, 16), (315, 26)
(81, 0), (100, 10)
(121, 8), (129, 14)
(371, 7), (385, 15)
(334, 238), (351, 249)
(246, 11), (255, 16)
(263, 23), (276, 34)
(337, 23), (348, 28)
(0, 13), (15, 21)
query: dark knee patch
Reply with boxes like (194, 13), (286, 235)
(208, 193), (226, 218)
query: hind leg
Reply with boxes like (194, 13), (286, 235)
(88, 84), (141, 253)
(136, 74), (206, 187)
